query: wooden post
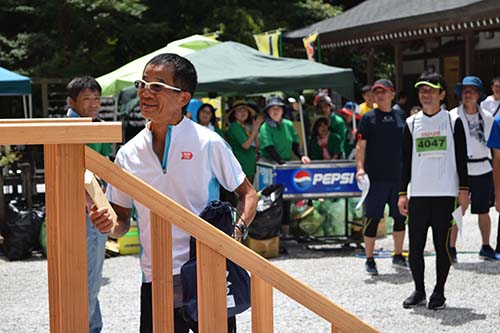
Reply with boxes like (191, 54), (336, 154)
(367, 48), (375, 84)
(251, 275), (274, 333)
(150, 212), (174, 333)
(44, 144), (88, 333)
(394, 42), (403, 92)
(464, 32), (475, 75)
(197, 240), (227, 333)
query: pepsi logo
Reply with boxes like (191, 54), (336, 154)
(293, 170), (312, 190)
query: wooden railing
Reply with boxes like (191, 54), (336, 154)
(0, 119), (378, 333)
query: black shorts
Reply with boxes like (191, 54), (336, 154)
(364, 181), (404, 221)
(363, 181), (405, 237)
(469, 172), (494, 214)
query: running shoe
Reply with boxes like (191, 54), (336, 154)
(403, 290), (426, 309)
(392, 254), (410, 269)
(428, 292), (446, 310)
(365, 258), (378, 275)
(479, 245), (498, 260)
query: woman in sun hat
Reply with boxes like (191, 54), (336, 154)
(225, 100), (264, 181)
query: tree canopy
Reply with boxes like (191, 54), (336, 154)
(0, 0), (340, 78)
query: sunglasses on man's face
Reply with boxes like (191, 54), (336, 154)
(134, 79), (182, 93)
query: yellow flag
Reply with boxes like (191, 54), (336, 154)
(254, 31), (281, 57)
(303, 32), (319, 62)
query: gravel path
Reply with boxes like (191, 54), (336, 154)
(1, 209), (499, 332)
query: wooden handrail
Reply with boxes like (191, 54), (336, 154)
(0, 118), (92, 123)
(85, 146), (378, 333)
(0, 122), (121, 145)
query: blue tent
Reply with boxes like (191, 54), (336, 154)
(0, 66), (32, 117)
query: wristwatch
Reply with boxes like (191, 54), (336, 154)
(234, 222), (248, 240)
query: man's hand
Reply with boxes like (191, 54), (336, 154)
(356, 168), (366, 183)
(495, 196), (500, 213)
(398, 195), (409, 217)
(88, 204), (115, 234)
(458, 190), (470, 215)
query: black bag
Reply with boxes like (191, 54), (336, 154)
(3, 199), (45, 261)
(248, 184), (283, 240)
(181, 200), (251, 322)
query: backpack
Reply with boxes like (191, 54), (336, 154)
(180, 200), (251, 322)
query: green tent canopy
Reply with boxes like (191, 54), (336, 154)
(97, 34), (219, 96)
(186, 41), (354, 99)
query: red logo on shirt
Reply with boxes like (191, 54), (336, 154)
(181, 152), (193, 160)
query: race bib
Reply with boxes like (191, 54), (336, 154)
(415, 136), (447, 153)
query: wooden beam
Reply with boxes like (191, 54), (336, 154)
(197, 240), (227, 333)
(0, 118), (92, 124)
(251, 275), (273, 333)
(394, 43), (403, 92)
(0, 122), (122, 145)
(85, 146), (379, 333)
(151, 213), (174, 333)
(464, 32), (475, 75)
(84, 170), (117, 223)
(367, 48), (375, 84)
(44, 144), (88, 333)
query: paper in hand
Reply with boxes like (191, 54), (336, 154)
(452, 206), (463, 237)
(356, 174), (370, 210)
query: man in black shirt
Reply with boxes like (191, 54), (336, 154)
(355, 79), (407, 276)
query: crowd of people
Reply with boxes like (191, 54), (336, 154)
(190, 73), (500, 312)
(65, 51), (500, 332)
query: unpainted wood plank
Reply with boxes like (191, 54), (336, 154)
(196, 240), (227, 333)
(151, 212), (174, 333)
(251, 275), (274, 333)
(84, 170), (117, 223)
(45, 144), (88, 333)
(0, 122), (122, 144)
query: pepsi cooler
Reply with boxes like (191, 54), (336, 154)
(255, 160), (361, 199)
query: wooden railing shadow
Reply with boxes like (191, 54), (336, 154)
(0, 119), (378, 333)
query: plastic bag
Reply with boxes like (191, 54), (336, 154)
(318, 199), (346, 237)
(3, 199), (45, 260)
(248, 184), (283, 240)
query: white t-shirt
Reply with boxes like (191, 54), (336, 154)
(106, 117), (246, 281)
(481, 95), (500, 117)
(450, 106), (493, 176)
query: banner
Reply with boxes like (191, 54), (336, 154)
(254, 31), (282, 58)
(303, 31), (320, 62)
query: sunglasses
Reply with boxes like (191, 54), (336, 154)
(134, 79), (182, 93)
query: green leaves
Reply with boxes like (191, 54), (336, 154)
(0, 0), (341, 79)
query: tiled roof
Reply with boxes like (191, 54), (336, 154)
(285, 0), (498, 39)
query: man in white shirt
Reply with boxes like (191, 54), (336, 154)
(89, 53), (258, 332)
(481, 77), (500, 117)
(450, 76), (497, 261)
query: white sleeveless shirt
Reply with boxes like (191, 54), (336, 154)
(407, 110), (459, 197)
